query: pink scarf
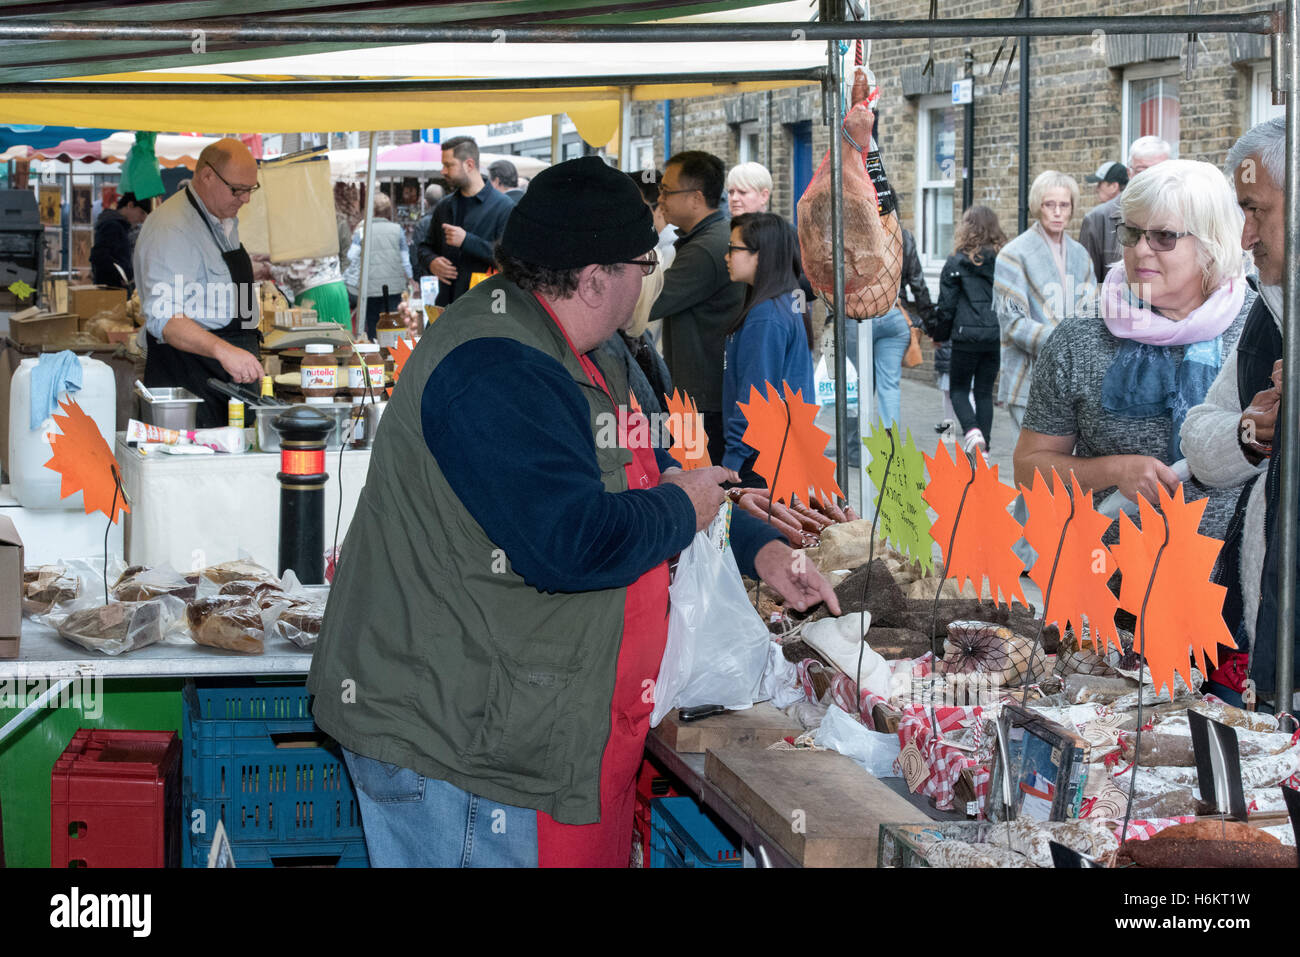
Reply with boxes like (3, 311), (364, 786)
(1101, 263), (1246, 346)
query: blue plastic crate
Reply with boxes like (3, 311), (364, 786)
(182, 681), (365, 864)
(649, 796), (742, 868)
(189, 836), (369, 868)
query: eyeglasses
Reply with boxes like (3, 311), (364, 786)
(207, 164), (261, 198)
(1116, 224), (1190, 252)
(614, 252), (659, 276)
(658, 186), (701, 198)
(726, 244), (755, 254)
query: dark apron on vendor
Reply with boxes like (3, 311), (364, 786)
(143, 188), (260, 429)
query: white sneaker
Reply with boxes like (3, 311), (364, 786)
(962, 428), (987, 456)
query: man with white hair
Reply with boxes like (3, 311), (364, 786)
(1078, 136), (1171, 284)
(1180, 118), (1290, 708)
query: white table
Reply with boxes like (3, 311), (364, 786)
(115, 435), (371, 573)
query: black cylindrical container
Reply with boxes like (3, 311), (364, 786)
(271, 405), (334, 584)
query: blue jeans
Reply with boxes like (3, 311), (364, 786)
(870, 308), (911, 428)
(343, 747), (540, 867)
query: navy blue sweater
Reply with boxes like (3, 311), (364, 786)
(421, 337), (781, 593)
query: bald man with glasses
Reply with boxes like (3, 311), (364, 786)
(135, 137), (265, 427)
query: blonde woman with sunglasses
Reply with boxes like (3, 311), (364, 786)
(1014, 159), (1253, 544)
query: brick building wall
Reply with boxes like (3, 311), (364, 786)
(631, 0), (1273, 381)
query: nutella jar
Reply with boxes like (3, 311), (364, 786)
(348, 343), (385, 397)
(301, 343), (339, 405)
(376, 311), (404, 354)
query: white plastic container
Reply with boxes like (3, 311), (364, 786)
(10, 355), (116, 509)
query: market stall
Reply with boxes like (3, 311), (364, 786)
(0, 2), (1295, 877)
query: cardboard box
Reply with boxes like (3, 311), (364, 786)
(68, 285), (127, 326)
(0, 515), (23, 658)
(8, 310), (78, 347)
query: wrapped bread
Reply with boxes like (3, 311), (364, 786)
(23, 565), (81, 615)
(187, 596), (265, 654)
(272, 601), (324, 649)
(112, 565), (197, 602)
(54, 596), (184, 655)
(200, 559), (279, 587)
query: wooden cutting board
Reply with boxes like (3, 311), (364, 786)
(705, 747), (930, 867)
(652, 702), (805, 753)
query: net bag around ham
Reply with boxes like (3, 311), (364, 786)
(797, 69), (904, 319)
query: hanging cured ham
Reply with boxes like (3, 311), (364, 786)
(797, 69), (904, 319)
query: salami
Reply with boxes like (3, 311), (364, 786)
(797, 69), (904, 319)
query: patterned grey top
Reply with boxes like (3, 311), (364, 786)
(1021, 297), (1252, 542)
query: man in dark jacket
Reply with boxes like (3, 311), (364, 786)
(307, 157), (838, 867)
(650, 150), (746, 466)
(416, 136), (513, 306)
(89, 193), (150, 288)
(409, 183), (445, 280)
(489, 159), (525, 203)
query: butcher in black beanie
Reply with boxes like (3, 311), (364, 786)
(308, 157), (838, 871)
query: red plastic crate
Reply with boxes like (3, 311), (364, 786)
(51, 730), (182, 868)
(633, 757), (681, 868)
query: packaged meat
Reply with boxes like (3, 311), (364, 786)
(797, 69), (903, 320)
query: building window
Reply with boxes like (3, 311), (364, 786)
(737, 121), (760, 164)
(914, 96), (955, 270)
(1122, 64), (1181, 157)
(630, 137), (655, 173)
(1251, 63), (1285, 125)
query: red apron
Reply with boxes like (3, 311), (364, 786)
(534, 299), (670, 867)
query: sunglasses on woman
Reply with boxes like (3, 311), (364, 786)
(1115, 224), (1190, 252)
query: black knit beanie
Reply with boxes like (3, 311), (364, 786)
(498, 156), (657, 269)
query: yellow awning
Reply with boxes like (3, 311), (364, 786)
(0, 74), (807, 146)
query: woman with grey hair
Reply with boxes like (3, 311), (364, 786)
(1014, 159), (1254, 549)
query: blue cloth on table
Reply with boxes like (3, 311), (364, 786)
(30, 350), (82, 430)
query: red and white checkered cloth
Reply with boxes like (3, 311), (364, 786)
(1115, 816), (1198, 842)
(896, 704), (984, 811)
(796, 658), (890, 730)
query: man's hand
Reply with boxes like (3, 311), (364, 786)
(659, 466), (739, 532)
(1111, 454), (1180, 505)
(430, 256), (458, 282)
(218, 343), (263, 384)
(442, 224), (467, 248)
(753, 540), (841, 615)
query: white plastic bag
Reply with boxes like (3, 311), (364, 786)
(812, 703), (902, 778)
(760, 640), (805, 709)
(814, 353), (858, 413)
(650, 503), (772, 726)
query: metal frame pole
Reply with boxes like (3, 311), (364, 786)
(1277, 0), (1299, 714)
(1018, 0), (1030, 234)
(963, 47), (974, 212)
(0, 16), (1272, 44)
(826, 7), (849, 495)
(356, 133), (379, 338)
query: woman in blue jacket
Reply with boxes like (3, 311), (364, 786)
(722, 212), (815, 485)
(935, 205), (1008, 454)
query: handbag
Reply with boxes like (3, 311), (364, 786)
(902, 323), (924, 368)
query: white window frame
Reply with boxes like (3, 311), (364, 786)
(629, 136), (655, 173)
(913, 94), (956, 276)
(1121, 61), (1182, 161)
(1251, 62), (1285, 126)
(737, 120), (760, 164)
